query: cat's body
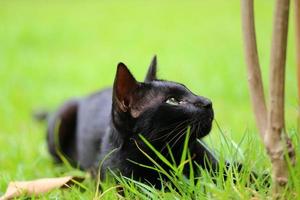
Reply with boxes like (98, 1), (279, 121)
(46, 56), (219, 186)
(47, 89), (112, 168)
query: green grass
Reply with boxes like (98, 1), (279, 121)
(0, 0), (299, 199)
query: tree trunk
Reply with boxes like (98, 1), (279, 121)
(241, 0), (268, 137)
(264, 0), (290, 193)
(241, 0), (295, 195)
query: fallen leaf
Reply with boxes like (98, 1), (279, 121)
(0, 176), (84, 200)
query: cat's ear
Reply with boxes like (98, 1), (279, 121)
(144, 55), (157, 82)
(113, 62), (139, 112)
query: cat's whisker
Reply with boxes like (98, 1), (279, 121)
(147, 116), (208, 158)
(148, 126), (183, 142)
(157, 120), (191, 141)
(163, 119), (195, 141)
(146, 120), (187, 140)
(160, 119), (200, 155)
(161, 127), (186, 149)
(161, 120), (195, 152)
(169, 127), (190, 150)
(155, 119), (191, 134)
(148, 119), (191, 142)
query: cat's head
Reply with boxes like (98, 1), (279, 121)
(112, 56), (214, 151)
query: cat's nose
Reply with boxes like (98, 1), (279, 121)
(194, 98), (212, 109)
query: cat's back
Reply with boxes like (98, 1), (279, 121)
(76, 88), (112, 169)
(78, 88), (112, 131)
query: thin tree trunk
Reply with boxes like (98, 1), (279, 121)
(264, 0), (290, 192)
(241, 0), (268, 137)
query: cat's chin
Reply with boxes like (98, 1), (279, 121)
(197, 123), (212, 138)
(191, 108), (214, 138)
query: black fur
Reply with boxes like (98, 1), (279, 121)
(46, 56), (221, 186)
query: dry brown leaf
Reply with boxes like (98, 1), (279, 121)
(0, 176), (84, 200)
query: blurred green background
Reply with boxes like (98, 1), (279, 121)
(0, 0), (297, 190)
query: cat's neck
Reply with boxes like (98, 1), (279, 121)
(111, 107), (137, 136)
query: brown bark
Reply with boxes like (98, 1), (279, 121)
(264, 0), (290, 192)
(241, 0), (268, 137)
(241, 0), (295, 195)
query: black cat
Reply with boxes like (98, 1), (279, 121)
(46, 56), (221, 186)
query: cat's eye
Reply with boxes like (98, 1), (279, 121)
(165, 97), (181, 105)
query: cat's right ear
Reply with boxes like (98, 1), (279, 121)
(144, 55), (157, 82)
(113, 63), (139, 112)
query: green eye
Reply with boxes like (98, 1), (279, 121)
(166, 97), (180, 105)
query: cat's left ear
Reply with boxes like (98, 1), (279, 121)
(113, 63), (139, 112)
(144, 55), (157, 82)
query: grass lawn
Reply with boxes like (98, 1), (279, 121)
(0, 0), (299, 199)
